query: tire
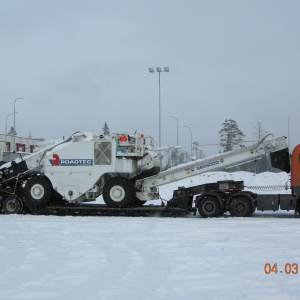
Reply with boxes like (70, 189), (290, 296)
(24, 176), (53, 208)
(229, 194), (253, 217)
(102, 177), (135, 208)
(2, 196), (23, 214)
(296, 197), (300, 215)
(198, 196), (221, 218)
(250, 204), (256, 215)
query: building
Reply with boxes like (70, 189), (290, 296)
(0, 134), (44, 162)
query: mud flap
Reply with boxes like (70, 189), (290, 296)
(270, 147), (290, 173)
(167, 197), (191, 209)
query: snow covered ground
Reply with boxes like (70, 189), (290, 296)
(1, 172), (300, 300)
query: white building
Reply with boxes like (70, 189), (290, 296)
(0, 134), (44, 162)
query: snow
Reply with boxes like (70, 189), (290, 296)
(1, 171), (300, 300)
(159, 171), (291, 200)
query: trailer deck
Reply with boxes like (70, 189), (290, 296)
(2, 198), (190, 217)
(41, 204), (189, 217)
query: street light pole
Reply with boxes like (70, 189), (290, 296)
(5, 112), (16, 153)
(169, 115), (179, 146)
(182, 125), (193, 158)
(149, 67), (169, 147)
(13, 97), (23, 152)
(288, 116), (291, 152)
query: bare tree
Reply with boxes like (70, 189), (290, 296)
(253, 122), (268, 142)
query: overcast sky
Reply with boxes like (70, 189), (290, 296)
(1, 0), (299, 155)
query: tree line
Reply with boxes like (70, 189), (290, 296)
(6, 121), (275, 173)
(218, 119), (280, 173)
(219, 119), (268, 153)
(100, 120), (275, 172)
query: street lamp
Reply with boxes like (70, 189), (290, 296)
(169, 115), (179, 146)
(288, 116), (291, 152)
(13, 97), (23, 152)
(149, 67), (169, 147)
(182, 125), (193, 158)
(5, 112), (17, 152)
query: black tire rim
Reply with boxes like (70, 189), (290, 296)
(203, 201), (216, 214)
(235, 201), (247, 214)
(5, 200), (17, 213)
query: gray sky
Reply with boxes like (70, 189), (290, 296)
(1, 0), (299, 155)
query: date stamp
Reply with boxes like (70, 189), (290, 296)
(264, 263), (298, 275)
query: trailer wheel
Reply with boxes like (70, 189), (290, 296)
(296, 197), (300, 215)
(103, 177), (135, 208)
(24, 176), (52, 208)
(229, 194), (253, 217)
(2, 196), (23, 214)
(198, 196), (221, 218)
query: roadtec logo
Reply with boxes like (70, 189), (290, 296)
(49, 154), (93, 166)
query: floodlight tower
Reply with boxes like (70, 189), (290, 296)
(148, 67), (169, 147)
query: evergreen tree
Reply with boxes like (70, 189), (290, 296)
(8, 126), (17, 136)
(102, 122), (110, 135)
(219, 119), (245, 152)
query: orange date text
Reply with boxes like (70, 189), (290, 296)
(264, 263), (298, 275)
